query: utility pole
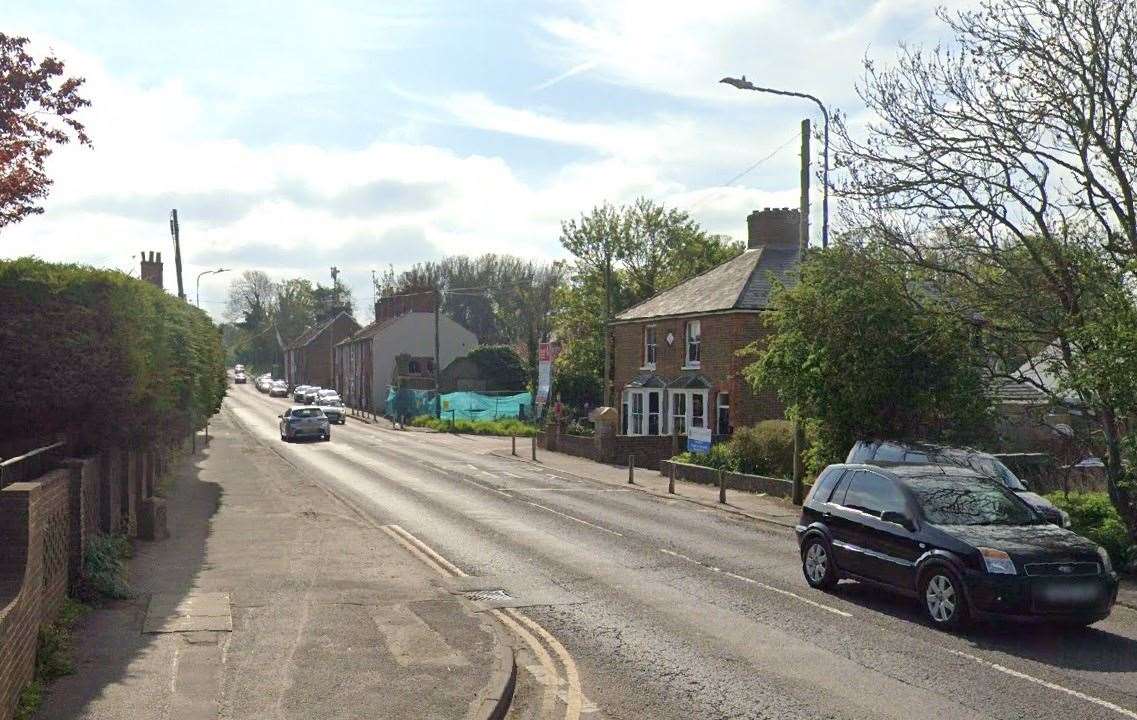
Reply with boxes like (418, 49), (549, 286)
(792, 118), (810, 505)
(169, 209), (186, 301)
(434, 286), (442, 419)
(603, 255), (612, 407)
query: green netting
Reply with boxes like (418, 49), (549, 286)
(386, 388), (533, 421)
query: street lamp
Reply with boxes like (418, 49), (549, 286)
(720, 75), (829, 249)
(196, 268), (230, 307)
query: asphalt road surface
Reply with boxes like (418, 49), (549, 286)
(226, 386), (1137, 720)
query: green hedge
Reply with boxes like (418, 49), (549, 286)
(0, 258), (226, 449)
(672, 420), (796, 478)
(1045, 491), (1135, 571)
(408, 414), (538, 437)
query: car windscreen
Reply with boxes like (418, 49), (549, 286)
(291, 409), (324, 418)
(970, 457), (1027, 491)
(908, 475), (1039, 526)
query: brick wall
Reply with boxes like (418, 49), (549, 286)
(0, 469), (70, 720)
(611, 312), (785, 434)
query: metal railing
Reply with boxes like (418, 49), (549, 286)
(0, 441), (66, 489)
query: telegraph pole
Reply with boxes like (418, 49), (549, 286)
(434, 286), (442, 419)
(169, 209), (186, 301)
(792, 119), (810, 505)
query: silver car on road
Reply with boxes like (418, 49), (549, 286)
(279, 406), (331, 442)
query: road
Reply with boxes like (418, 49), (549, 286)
(225, 385), (1137, 720)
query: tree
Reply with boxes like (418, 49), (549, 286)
(834, 0), (1137, 544)
(467, 346), (528, 391)
(312, 279), (352, 322)
(275, 278), (317, 341)
(0, 33), (91, 228)
(226, 270), (276, 326)
(742, 245), (992, 472)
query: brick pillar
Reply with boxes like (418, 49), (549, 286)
(98, 449), (123, 535)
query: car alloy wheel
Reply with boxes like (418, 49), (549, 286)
(802, 538), (836, 590)
(922, 571), (967, 629)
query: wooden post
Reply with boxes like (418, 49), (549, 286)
(531, 434), (537, 461)
(668, 461), (676, 494)
(628, 454), (634, 484)
(511, 434), (517, 456)
(718, 469), (726, 504)
(792, 422), (806, 505)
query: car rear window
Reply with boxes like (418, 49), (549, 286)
(808, 468), (844, 503)
(292, 408), (324, 418)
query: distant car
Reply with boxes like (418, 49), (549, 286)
(293, 385), (311, 403)
(317, 397), (346, 424)
(301, 387), (322, 404)
(797, 463), (1118, 630)
(317, 388), (339, 400)
(269, 380), (289, 397)
(256, 376), (273, 393)
(846, 440), (1069, 528)
(235, 364), (245, 373)
(234, 371), (247, 384)
(279, 406), (331, 442)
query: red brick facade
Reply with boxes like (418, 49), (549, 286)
(611, 311), (785, 435)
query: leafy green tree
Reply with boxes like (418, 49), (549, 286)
(742, 245), (992, 471)
(467, 346), (528, 391)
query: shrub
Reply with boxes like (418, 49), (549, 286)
(83, 533), (132, 600)
(1046, 492), (1135, 571)
(672, 444), (738, 472)
(564, 420), (593, 437)
(407, 415), (538, 437)
(732, 420), (795, 477)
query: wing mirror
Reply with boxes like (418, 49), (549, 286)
(881, 510), (915, 531)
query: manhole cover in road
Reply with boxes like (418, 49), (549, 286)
(463, 589), (514, 603)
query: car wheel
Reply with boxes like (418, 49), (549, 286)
(323, 430), (331, 441)
(921, 568), (969, 630)
(802, 537), (837, 590)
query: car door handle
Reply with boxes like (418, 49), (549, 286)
(822, 511), (832, 520)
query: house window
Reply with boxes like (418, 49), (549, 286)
(685, 320), (701, 367)
(717, 393), (731, 434)
(409, 359), (420, 374)
(643, 325), (657, 368)
(672, 393), (687, 435)
(624, 389), (662, 436)
(668, 390), (708, 435)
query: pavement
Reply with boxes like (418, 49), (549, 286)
(208, 386), (1137, 720)
(37, 411), (514, 720)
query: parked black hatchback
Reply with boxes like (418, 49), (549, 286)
(796, 464), (1119, 630)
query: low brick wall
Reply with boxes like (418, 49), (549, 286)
(0, 469), (71, 720)
(540, 430), (599, 461)
(659, 460), (794, 499)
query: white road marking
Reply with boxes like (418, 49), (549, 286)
(524, 501), (625, 537)
(523, 487), (632, 494)
(949, 649), (1137, 719)
(659, 548), (852, 618)
(501, 471), (524, 479)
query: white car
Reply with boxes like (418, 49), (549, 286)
(269, 380), (289, 397)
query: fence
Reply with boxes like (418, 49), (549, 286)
(0, 441), (65, 490)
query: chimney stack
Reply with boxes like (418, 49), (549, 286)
(746, 207), (800, 250)
(374, 292), (436, 323)
(140, 250), (164, 289)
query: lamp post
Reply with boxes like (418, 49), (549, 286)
(720, 75), (829, 249)
(196, 268), (230, 307)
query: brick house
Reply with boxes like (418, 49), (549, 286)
(333, 295), (479, 414)
(283, 311), (361, 389)
(610, 208), (802, 438)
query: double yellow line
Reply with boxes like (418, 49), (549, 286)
(381, 524), (584, 720)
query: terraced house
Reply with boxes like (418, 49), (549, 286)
(610, 207), (802, 439)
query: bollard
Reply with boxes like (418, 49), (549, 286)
(718, 469), (726, 504)
(531, 434), (537, 461)
(512, 434), (517, 456)
(628, 454), (635, 484)
(668, 461), (676, 494)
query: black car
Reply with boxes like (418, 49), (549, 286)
(796, 463), (1118, 630)
(847, 440), (1070, 528)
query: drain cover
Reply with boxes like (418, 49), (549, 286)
(463, 589), (513, 603)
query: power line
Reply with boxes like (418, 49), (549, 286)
(688, 131), (799, 212)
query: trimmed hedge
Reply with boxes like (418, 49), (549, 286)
(672, 420), (796, 478)
(1046, 491), (1135, 571)
(0, 257), (226, 449)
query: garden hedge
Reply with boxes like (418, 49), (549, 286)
(0, 257), (226, 450)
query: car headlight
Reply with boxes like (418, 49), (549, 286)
(978, 547), (1017, 575)
(1059, 509), (1071, 528)
(1097, 546), (1113, 574)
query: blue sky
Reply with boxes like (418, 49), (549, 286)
(3, 0), (965, 318)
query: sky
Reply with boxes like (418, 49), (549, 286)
(2, 0), (966, 320)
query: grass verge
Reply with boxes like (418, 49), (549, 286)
(408, 415), (539, 437)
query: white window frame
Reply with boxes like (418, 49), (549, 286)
(716, 392), (730, 434)
(668, 390), (708, 435)
(685, 320), (701, 368)
(671, 392), (687, 436)
(643, 324), (657, 369)
(624, 388), (662, 436)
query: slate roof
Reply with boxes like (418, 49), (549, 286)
(613, 246), (801, 322)
(284, 312), (356, 350)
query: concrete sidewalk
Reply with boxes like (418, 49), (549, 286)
(38, 410), (512, 720)
(488, 446), (801, 529)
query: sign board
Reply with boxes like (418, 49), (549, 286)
(687, 426), (712, 455)
(442, 399), (451, 411)
(536, 341), (555, 405)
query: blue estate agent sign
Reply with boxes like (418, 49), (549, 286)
(687, 426), (712, 455)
